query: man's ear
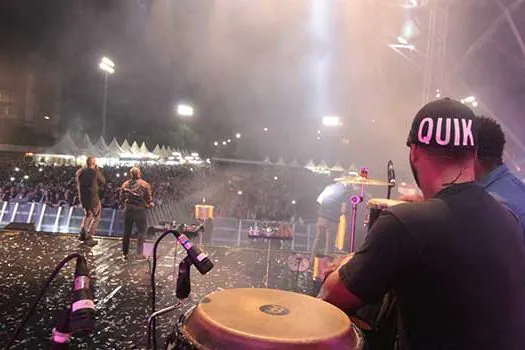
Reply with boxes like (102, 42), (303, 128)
(410, 144), (419, 164)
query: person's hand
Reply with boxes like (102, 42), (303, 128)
(324, 254), (354, 280)
(399, 194), (424, 202)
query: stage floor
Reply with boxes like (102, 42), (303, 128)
(0, 231), (313, 349)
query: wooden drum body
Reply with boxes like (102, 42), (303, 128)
(173, 288), (363, 350)
(365, 198), (405, 231)
(195, 205), (214, 221)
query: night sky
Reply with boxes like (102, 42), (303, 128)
(1, 0), (525, 175)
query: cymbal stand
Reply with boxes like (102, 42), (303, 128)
(263, 239), (272, 288)
(349, 182), (365, 253)
(294, 256), (302, 292)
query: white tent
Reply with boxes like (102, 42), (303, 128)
(152, 144), (162, 156)
(330, 162), (345, 172)
(304, 159), (316, 170)
(94, 136), (109, 155)
(107, 138), (123, 158)
(43, 131), (78, 157)
(139, 142), (150, 154)
(275, 157), (286, 166)
(130, 141), (140, 154)
(77, 134), (98, 156)
(120, 139), (132, 154)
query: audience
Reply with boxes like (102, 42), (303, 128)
(0, 160), (332, 221)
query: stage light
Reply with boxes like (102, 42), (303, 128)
(14, 167), (20, 172)
(23, 175), (29, 180)
(435, 89), (441, 98)
(222, 141), (227, 145)
(237, 190), (243, 195)
(44, 115), (50, 120)
(39, 168), (43, 172)
(317, 130), (321, 134)
(317, 136), (321, 140)
(274, 176), (278, 181)
(213, 141), (219, 146)
(322, 116), (341, 127)
(235, 133), (241, 139)
(292, 200), (296, 205)
(264, 127), (268, 132)
(227, 139), (231, 143)
(10, 177), (15, 181)
(116, 173), (120, 178)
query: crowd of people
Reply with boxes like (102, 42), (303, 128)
(0, 159), (333, 221)
(0, 161), (206, 210)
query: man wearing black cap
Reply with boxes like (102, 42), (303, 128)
(319, 98), (525, 349)
(475, 116), (525, 237)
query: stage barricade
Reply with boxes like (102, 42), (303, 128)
(0, 200), (319, 252)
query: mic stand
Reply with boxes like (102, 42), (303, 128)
(149, 226), (203, 349)
(349, 183), (365, 253)
(6, 253), (84, 350)
(146, 302), (182, 350)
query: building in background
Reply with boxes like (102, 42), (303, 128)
(0, 52), (61, 146)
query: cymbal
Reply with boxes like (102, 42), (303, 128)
(335, 176), (390, 187)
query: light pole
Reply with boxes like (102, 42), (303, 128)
(99, 57), (115, 139)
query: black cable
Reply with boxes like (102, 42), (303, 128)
(148, 230), (176, 350)
(5, 253), (82, 350)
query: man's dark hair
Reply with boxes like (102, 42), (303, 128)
(476, 116), (505, 162)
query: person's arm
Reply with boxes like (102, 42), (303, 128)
(320, 213), (416, 312)
(96, 167), (106, 185)
(144, 182), (153, 207)
(75, 169), (81, 188)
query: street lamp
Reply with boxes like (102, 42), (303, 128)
(322, 116), (341, 127)
(99, 56), (115, 139)
(176, 103), (194, 117)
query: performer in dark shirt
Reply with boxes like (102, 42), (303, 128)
(120, 167), (153, 260)
(320, 98), (525, 349)
(76, 156), (106, 246)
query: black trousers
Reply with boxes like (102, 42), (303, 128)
(122, 208), (147, 256)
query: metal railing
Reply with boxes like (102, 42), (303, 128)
(0, 200), (318, 252)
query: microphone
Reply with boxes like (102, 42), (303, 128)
(176, 256), (192, 299)
(387, 160), (396, 200)
(174, 230), (214, 275)
(171, 225), (213, 275)
(69, 255), (95, 336)
(387, 160), (396, 185)
(50, 307), (71, 349)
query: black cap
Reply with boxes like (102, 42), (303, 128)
(407, 98), (477, 149)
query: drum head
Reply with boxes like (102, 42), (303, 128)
(367, 198), (405, 208)
(182, 288), (363, 350)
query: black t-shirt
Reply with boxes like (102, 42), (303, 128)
(76, 167), (105, 209)
(339, 183), (525, 349)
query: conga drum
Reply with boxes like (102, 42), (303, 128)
(365, 198), (405, 232)
(166, 288), (363, 349)
(195, 205), (214, 221)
